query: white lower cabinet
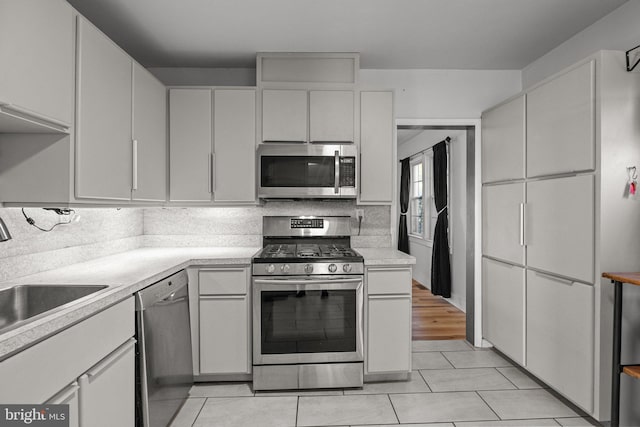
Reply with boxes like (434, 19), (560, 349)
(365, 266), (412, 376)
(482, 258), (525, 365)
(47, 382), (79, 427)
(527, 270), (594, 412)
(199, 296), (250, 374)
(78, 338), (136, 427)
(367, 295), (411, 374)
(194, 266), (252, 377)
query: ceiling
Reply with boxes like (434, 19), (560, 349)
(67, 0), (628, 70)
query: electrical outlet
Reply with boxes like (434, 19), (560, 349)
(355, 209), (364, 220)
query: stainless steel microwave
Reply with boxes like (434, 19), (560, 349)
(257, 144), (357, 199)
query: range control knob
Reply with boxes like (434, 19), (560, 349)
(343, 263), (352, 273)
(280, 264), (291, 273)
(266, 264), (276, 274)
(328, 263), (338, 273)
(304, 264), (314, 274)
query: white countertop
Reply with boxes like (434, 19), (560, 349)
(0, 245), (414, 359)
(355, 248), (416, 266)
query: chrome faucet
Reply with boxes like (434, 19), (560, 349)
(0, 217), (12, 242)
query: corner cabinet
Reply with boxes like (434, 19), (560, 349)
(481, 51), (640, 422)
(132, 63), (167, 202)
(169, 88), (256, 204)
(76, 16), (133, 201)
(365, 266), (412, 378)
(188, 266), (252, 379)
(76, 16), (167, 202)
(359, 91), (394, 204)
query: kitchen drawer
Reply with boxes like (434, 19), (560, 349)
(0, 297), (134, 403)
(366, 267), (412, 295)
(199, 268), (248, 295)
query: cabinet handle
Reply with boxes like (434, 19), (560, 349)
(85, 338), (136, 380)
(334, 150), (340, 194)
(211, 153), (216, 193)
(519, 203), (525, 246)
(534, 270), (575, 286)
(132, 140), (138, 191)
(47, 381), (79, 404)
(207, 153), (213, 194)
(359, 152), (362, 195)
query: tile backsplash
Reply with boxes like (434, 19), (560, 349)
(0, 201), (391, 282)
(0, 207), (143, 282)
(143, 201), (391, 248)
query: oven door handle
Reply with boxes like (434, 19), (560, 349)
(253, 278), (363, 286)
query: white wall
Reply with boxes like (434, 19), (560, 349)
(360, 69), (522, 119)
(523, 0), (640, 88)
(398, 129), (467, 312)
(148, 67), (256, 86)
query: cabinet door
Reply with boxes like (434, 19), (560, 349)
(47, 382), (79, 427)
(527, 61), (595, 177)
(482, 258), (525, 365)
(527, 270), (594, 412)
(213, 89), (256, 203)
(360, 91), (393, 204)
(200, 296), (250, 374)
(262, 89), (307, 142)
(367, 295), (411, 374)
(526, 175), (594, 283)
(132, 63), (167, 202)
(0, 0), (74, 125)
(309, 90), (354, 142)
(482, 95), (525, 183)
(78, 339), (135, 427)
(76, 17), (132, 200)
(482, 182), (525, 265)
(169, 89), (212, 202)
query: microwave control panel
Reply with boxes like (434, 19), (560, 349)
(340, 157), (356, 187)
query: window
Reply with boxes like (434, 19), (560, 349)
(409, 156), (425, 237)
(409, 149), (445, 243)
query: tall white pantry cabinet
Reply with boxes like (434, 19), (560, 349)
(481, 50), (640, 422)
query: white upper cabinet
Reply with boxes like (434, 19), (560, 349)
(309, 91), (354, 143)
(527, 61), (595, 178)
(482, 182), (525, 266)
(526, 175), (595, 283)
(360, 91), (393, 204)
(132, 63), (167, 202)
(76, 16), (133, 200)
(482, 95), (525, 183)
(169, 89), (212, 202)
(0, 0), (74, 130)
(213, 89), (256, 203)
(262, 89), (307, 142)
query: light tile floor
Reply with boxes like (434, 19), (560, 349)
(170, 340), (600, 427)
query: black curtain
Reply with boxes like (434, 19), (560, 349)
(431, 140), (451, 297)
(398, 158), (410, 254)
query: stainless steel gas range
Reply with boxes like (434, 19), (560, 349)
(252, 216), (364, 390)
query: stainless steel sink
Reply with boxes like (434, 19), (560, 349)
(0, 284), (109, 334)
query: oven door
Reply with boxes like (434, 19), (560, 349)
(252, 276), (363, 365)
(257, 144), (357, 199)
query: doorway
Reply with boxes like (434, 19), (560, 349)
(395, 120), (480, 345)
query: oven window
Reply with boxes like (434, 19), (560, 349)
(261, 156), (335, 187)
(261, 290), (357, 354)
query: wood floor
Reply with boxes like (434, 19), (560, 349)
(412, 279), (466, 341)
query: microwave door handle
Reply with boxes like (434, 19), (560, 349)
(334, 150), (340, 194)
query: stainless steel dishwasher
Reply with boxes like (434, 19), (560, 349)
(135, 270), (193, 427)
